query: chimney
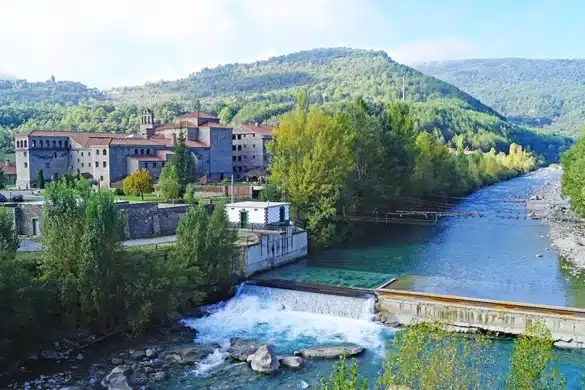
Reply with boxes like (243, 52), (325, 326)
(172, 133), (177, 146)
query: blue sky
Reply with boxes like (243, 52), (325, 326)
(0, 0), (583, 88)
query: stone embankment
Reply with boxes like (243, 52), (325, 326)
(526, 166), (585, 272)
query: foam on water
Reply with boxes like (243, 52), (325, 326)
(192, 344), (230, 377)
(182, 284), (391, 358)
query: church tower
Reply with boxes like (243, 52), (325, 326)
(139, 108), (155, 138)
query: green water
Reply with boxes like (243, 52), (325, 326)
(261, 169), (585, 308)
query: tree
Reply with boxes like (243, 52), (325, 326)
(184, 182), (198, 204)
(173, 204), (238, 298)
(123, 169), (154, 200)
(38, 169), (45, 189)
(317, 356), (368, 390)
(158, 163), (181, 201)
(0, 207), (19, 260)
(0, 168), (5, 190)
(260, 183), (280, 202)
(173, 131), (196, 195)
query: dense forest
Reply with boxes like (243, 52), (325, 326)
(415, 59), (585, 135)
(0, 48), (574, 164)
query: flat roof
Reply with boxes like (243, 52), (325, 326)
(225, 201), (289, 208)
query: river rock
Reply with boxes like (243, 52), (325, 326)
(130, 349), (146, 360)
(294, 345), (364, 360)
(40, 348), (58, 360)
(161, 344), (215, 364)
(300, 380), (310, 389)
(229, 338), (264, 361)
(111, 358), (125, 365)
(152, 370), (168, 381)
(101, 365), (134, 390)
(145, 348), (157, 358)
(246, 345), (280, 374)
(279, 355), (303, 369)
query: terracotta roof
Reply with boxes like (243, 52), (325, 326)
(237, 123), (273, 137)
(0, 162), (16, 175)
(24, 130), (127, 138)
(179, 111), (218, 119)
(127, 155), (165, 161)
(199, 122), (232, 129)
(154, 121), (197, 130)
(109, 138), (161, 146)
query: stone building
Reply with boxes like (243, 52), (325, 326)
(0, 160), (16, 185)
(232, 123), (273, 180)
(13, 109), (233, 189)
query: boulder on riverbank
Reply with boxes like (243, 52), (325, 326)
(228, 338), (264, 361)
(294, 344), (364, 359)
(101, 365), (134, 390)
(160, 344), (216, 364)
(246, 345), (280, 374)
(278, 355), (303, 369)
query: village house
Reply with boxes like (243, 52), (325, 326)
(231, 123), (273, 180)
(13, 109), (233, 189)
(0, 160), (17, 185)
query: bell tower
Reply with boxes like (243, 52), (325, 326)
(139, 108), (155, 137)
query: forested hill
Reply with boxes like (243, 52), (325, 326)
(415, 59), (585, 135)
(0, 48), (573, 163)
(111, 48), (501, 118)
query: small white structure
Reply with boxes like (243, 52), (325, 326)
(225, 201), (290, 228)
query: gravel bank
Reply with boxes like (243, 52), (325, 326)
(527, 166), (585, 272)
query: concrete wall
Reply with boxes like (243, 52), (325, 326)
(377, 293), (585, 347)
(242, 230), (308, 276)
(208, 127), (233, 180)
(227, 206), (266, 225)
(12, 203), (43, 235)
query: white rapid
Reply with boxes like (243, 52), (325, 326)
(181, 284), (392, 378)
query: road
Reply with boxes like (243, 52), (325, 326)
(1, 189), (45, 202)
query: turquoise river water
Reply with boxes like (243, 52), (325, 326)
(165, 169), (585, 389)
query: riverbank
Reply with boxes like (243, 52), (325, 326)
(526, 166), (585, 272)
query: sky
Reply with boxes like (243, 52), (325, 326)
(1, 0), (583, 88)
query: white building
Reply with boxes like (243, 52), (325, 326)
(225, 201), (290, 228)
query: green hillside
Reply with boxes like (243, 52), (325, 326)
(415, 58), (585, 135)
(0, 48), (572, 163)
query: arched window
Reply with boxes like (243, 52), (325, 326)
(146, 149), (150, 155)
(24, 140), (27, 148)
(140, 149), (144, 155)
(103, 161), (107, 168)
(45, 140), (50, 148)
(58, 140), (62, 148)
(52, 140), (56, 148)
(103, 149), (107, 156)
(65, 141), (68, 149)
(16, 141), (20, 148)
(32, 140), (36, 148)
(96, 149), (100, 155)
(134, 149), (138, 155)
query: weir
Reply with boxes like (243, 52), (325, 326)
(249, 277), (585, 348)
(238, 283), (376, 320)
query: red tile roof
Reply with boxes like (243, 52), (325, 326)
(179, 111), (218, 119)
(238, 123), (273, 137)
(0, 162), (16, 175)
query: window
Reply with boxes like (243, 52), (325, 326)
(144, 163), (148, 168)
(82, 163), (84, 167)
(244, 156), (247, 159)
(24, 151), (27, 157)
(238, 166), (242, 172)
(24, 162), (27, 168)
(77, 159), (79, 163)
(232, 145), (236, 151)
(95, 162), (98, 167)
(52, 140), (56, 148)
(253, 144), (256, 148)
(232, 135), (235, 140)
(103, 149), (107, 156)
(32, 140), (36, 147)
(65, 141), (68, 148)
(96, 149), (100, 155)
(45, 163), (50, 168)
(232, 156), (236, 161)
(81, 152), (84, 157)
(237, 145), (242, 151)
(100, 176), (103, 181)
(253, 134), (256, 137)
(237, 135), (242, 140)
(153, 163), (157, 168)
(243, 145), (247, 148)
(24, 140), (28, 148)
(238, 156), (242, 161)
(58, 140), (62, 148)
(146, 149), (150, 155)
(252, 156), (255, 159)
(134, 149), (138, 155)
(103, 161), (107, 168)
(140, 149), (144, 155)
(88, 151), (91, 156)
(45, 140), (49, 148)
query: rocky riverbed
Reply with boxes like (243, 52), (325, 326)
(526, 166), (585, 273)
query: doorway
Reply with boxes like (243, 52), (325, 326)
(240, 210), (249, 228)
(32, 218), (40, 236)
(279, 206), (286, 223)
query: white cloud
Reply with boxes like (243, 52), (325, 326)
(0, 0), (382, 88)
(388, 38), (475, 64)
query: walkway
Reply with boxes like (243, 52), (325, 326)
(18, 235), (178, 252)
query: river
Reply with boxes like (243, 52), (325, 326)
(160, 169), (585, 389)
